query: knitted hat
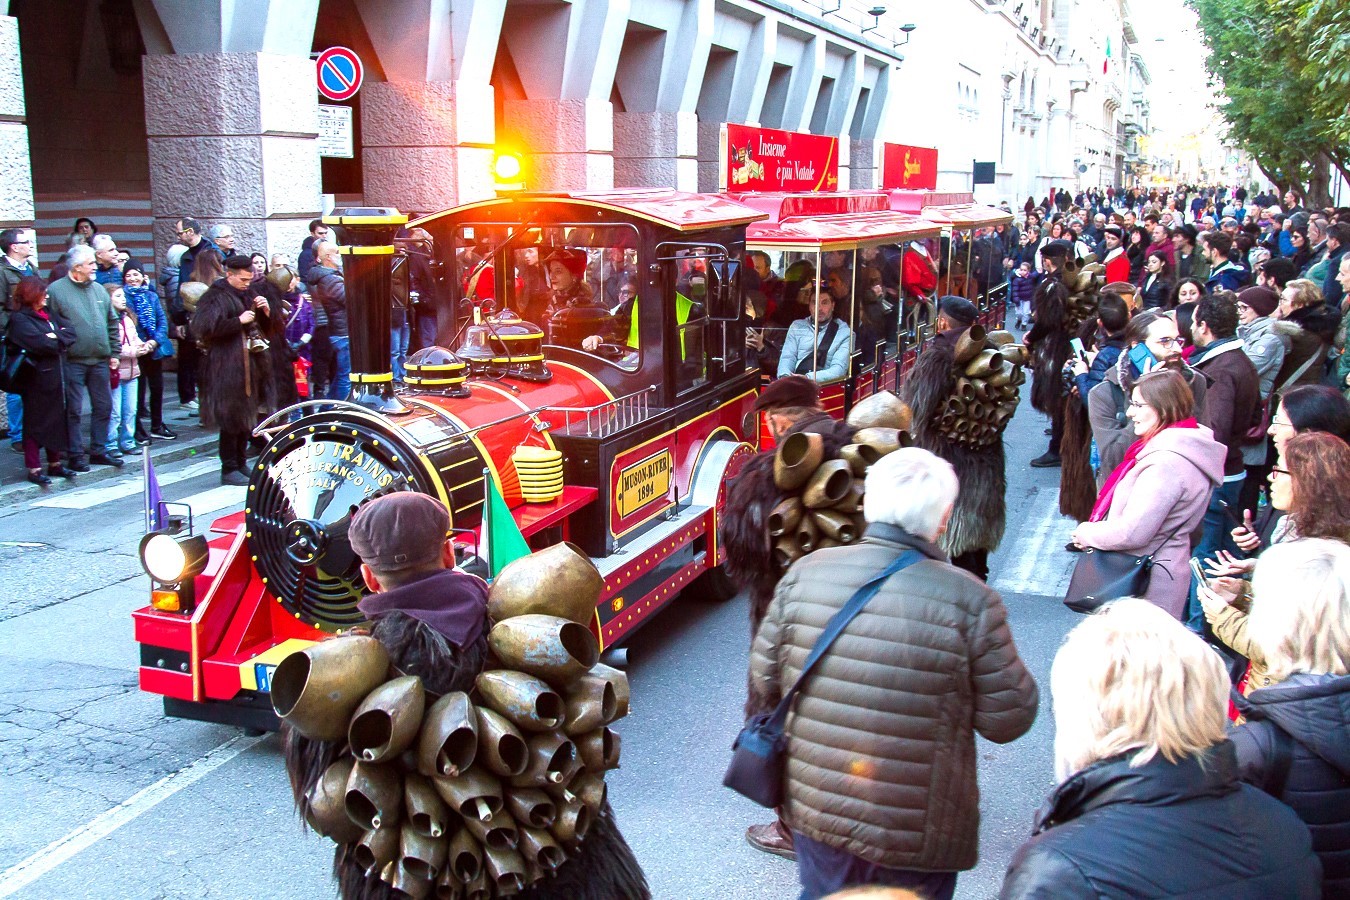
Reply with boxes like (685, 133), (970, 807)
(544, 248), (587, 281)
(1237, 285), (1279, 318)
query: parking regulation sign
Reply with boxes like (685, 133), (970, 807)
(316, 46), (363, 102)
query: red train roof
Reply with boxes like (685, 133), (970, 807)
(747, 209), (941, 249)
(411, 190), (767, 233)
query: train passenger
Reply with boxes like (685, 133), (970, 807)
(778, 279), (852, 383)
(748, 250), (783, 315)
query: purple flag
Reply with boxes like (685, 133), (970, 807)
(143, 445), (164, 533)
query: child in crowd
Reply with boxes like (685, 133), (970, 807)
(1010, 260), (1039, 330)
(122, 262), (176, 442)
(108, 286), (151, 456)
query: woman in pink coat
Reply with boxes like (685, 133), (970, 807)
(1072, 369), (1226, 617)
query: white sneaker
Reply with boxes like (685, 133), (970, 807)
(180, 400), (199, 411)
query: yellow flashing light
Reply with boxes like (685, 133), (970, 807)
(150, 590), (182, 612)
(494, 151), (526, 193)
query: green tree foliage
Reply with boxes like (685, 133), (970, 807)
(1189, 0), (1350, 201)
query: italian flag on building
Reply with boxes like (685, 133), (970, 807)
(1104, 37), (1111, 74)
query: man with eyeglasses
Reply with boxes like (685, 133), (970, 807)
(90, 234), (141, 288)
(174, 217), (217, 289)
(0, 228), (37, 451)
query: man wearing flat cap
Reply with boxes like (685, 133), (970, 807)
(900, 296), (1010, 581)
(718, 374), (857, 861)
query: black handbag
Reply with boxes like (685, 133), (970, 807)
(723, 549), (923, 808)
(0, 335), (26, 393)
(1062, 548), (1154, 613)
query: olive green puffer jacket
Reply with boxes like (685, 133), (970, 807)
(749, 523), (1039, 871)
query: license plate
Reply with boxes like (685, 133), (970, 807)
(255, 663), (277, 693)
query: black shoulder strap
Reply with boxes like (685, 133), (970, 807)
(796, 317), (841, 375)
(767, 549), (923, 729)
(1110, 379), (1127, 426)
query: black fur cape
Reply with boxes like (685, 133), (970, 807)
(1059, 318), (1102, 521)
(191, 278), (276, 433)
(1024, 275), (1071, 418)
(899, 328), (1008, 558)
(282, 612), (651, 900)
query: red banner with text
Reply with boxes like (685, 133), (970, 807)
(720, 123), (839, 193)
(880, 143), (939, 190)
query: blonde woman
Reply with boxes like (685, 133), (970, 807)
(1000, 599), (1320, 898)
(1273, 278), (1339, 396)
(1232, 538), (1350, 897)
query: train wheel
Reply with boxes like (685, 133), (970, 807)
(688, 565), (738, 603)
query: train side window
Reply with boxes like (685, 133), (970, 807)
(858, 242), (902, 362)
(673, 251), (710, 395)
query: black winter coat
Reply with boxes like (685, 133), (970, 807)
(1000, 742), (1321, 899)
(191, 279), (274, 433)
(5, 306), (74, 452)
(306, 264), (347, 337)
(1233, 673), (1350, 898)
(1140, 273), (1172, 309)
(255, 278), (299, 412)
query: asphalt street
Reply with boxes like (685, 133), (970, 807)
(0, 367), (1082, 900)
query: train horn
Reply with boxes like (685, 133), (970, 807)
(773, 431), (825, 491)
(418, 691), (479, 778)
(348, 675), (426, 764)
(433, 766), (503, 822)
(953, 324), (987, 363)
(304, 757), (363, 844)
(488, 615), (600, 687)
(487, 542), (604, 628)
(846, 390), (912, 431)
(505, 787), (558, 829)
(270, 636), (389, 742)
(767, 497), (804, 536)
(802, 459), (853, 509)
(401, 822), (450, 882)
(345, 760), (402, 831)
(404, 772), (451, 839)
(510, 731), (577, 789)
(575, 727), (621, 771)
(476, 670), (566, 733)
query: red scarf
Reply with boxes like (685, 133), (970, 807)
(1089, 417), (1199, 522)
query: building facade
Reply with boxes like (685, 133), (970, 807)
(0, 0), (1151, 268)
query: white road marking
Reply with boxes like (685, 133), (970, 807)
(0, 734), (265, 897)
(176, 483), (248, 516)
(994, 491), (1073, 595)
(34, 460), (219, 510)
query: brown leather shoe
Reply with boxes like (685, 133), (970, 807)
(746, 820), (796, 861)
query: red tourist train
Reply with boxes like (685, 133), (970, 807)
(131, 185), (1010, 730)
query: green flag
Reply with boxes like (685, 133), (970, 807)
(484, 471), (531, 578)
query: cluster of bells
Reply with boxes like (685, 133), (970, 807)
(1063, 258), (1106, 332)
(935, 326), (1028, 450)
(768, 391), (914, 571)
(271, 543), (624, 899)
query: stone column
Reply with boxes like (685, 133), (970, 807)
(0, 14), (34, 228)
(613, 111), (698, 191)
(850, 140), (875, 190)
(502, 99), (614, 192)
(143, 52), (320, 260)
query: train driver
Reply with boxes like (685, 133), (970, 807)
(776, 278), (852, 383)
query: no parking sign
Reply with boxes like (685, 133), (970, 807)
(316, 47), (363, 102)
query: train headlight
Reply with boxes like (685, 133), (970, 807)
(139, 532), (210, 585)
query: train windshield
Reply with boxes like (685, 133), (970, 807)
(450, 224), (642, 372)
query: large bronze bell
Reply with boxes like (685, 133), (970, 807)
(985, 329), (1016, 347)
(488, 615), (600, 688)
(475, 705), (529, 777)
(569, 771), (607, 813)
(576, 726), (621, 771)
(987, 368), (1012, 388)
(418, 691), (479, 778)
(352, 821), (400, 875)
(345, 760), (402, 831)
(816, 536), (841, 549)
(433, 766), (503, 822)
(487, 542), (603, 627)
(476, 670), (566, 733)
(482, 845), (527, 896)
(767, 496), (804, 537)
(953, 324), (987, 364)
(391, 859), (434, 900)
(270, 635), (390, 742)
(510, 730), (577, 788)
(405, 772), (451, 838)
(462, 871), (491, 900)
(305, 757), (364, 844)
(964, 348), (1005, 378)
(812, 509), (857, 543)
(794, 512), (819, 553)
(564, 663), (628, 729)
(832, 481), (865, 514)
(448, 827), (484, 883)
(349, 675), (426, 764)
(998, 344), (1028, 366)
(802, 459), (853, 509)
(1009, 366), (1027, 386)
(772, 536), (802, 569)
(773, 431), (825, 491)
(463, 809), (520, 851)
(401, 822), (450, 882)
(853, 427), (903, 457)
(846, 390), (912, 431)
(839, 443), (877, 475)
(969, 378), (993, 402)
(551, 798), (592, 847)
(518, 826), (566, 872)
(505, 787), (557, 828)
(953, 377), (978, 402)
(436, 865), (465, 900)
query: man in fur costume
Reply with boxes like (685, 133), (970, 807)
(719, 375), (856, 861)
(1024, 242), (1072, 468)
(899, 296), (1006, 582)
(282, 492), (651, 900)
(191, 254), (275, 485)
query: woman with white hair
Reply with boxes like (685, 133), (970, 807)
(1231, 538), (1350, 898)
(1000, 599), (1320, 899)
